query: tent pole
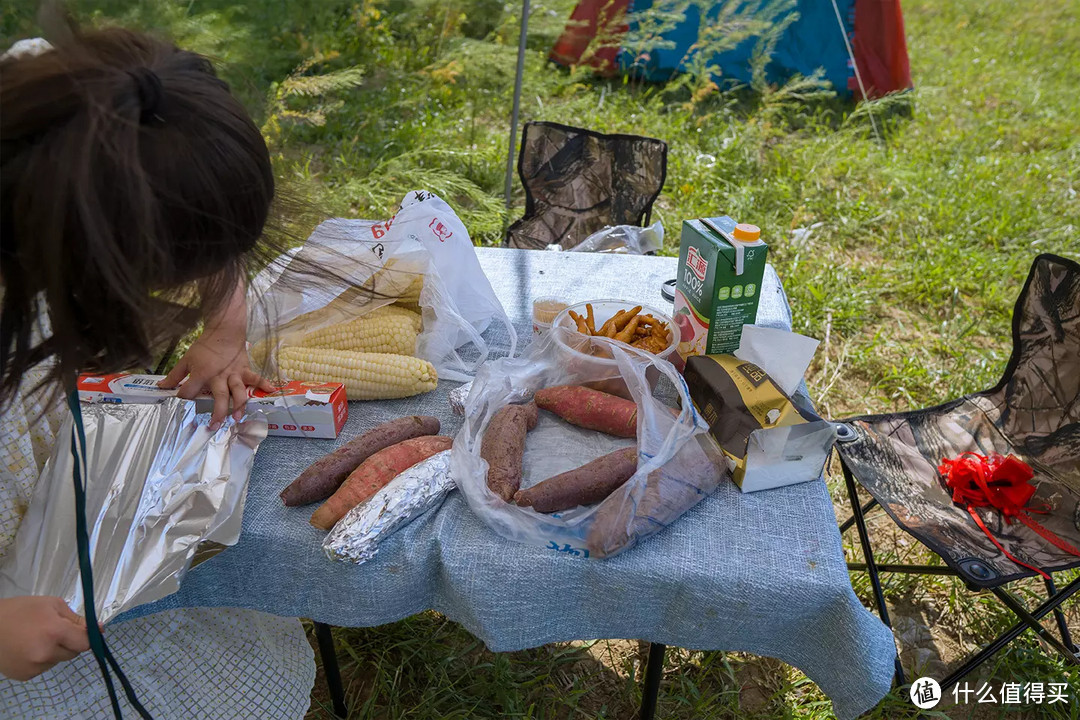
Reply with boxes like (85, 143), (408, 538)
(503, 0), (530, 240)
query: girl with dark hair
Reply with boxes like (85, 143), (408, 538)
(0, 29), (315, 717)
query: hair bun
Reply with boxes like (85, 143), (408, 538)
(126, 66), (163, 124)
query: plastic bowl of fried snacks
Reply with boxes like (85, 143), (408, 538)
(551, 300), (677, 396)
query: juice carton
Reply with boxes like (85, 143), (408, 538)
(672, 216), (768, 364)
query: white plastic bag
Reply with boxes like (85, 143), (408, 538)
(248, 191), (516, 382)
(451, 327), (725, 558)
(547, 222), (664, 255)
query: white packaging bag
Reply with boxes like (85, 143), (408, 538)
(248, 191), (516, 383)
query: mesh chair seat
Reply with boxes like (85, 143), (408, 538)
(837, 254), (1080, 589)
(506, 121), (667, 250)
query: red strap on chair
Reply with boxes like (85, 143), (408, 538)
(938, 452), (1080, 580)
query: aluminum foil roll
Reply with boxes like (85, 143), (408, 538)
(0, 398), (266, 622)
(323, 450), (454, 565)
(449, 381), (472, 416)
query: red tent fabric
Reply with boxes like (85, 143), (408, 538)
(851, 0), (912, 98)
(549, 0), (630, 73)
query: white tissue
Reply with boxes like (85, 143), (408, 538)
(735, 325), (819, 397)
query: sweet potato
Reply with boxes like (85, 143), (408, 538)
(281, 415), (440, 506)
(481, 401), (539, 501)
(311, 435), (453, 530)
(514, 445), (638, 512)
(586, 436), (726, 558)
(535, 385), (638, 438)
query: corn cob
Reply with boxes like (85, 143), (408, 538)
(375, 304), (422, 332)
(389, 274), (423, 314)
(296, 306), (420, 355)
(396, 275), (423, 304)
(278, 346), (438, 400)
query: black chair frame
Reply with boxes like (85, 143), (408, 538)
(839, 455), (1080, 694)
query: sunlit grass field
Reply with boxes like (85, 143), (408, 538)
(3, 0), (1077, 717)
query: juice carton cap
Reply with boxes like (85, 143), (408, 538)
(732, 224), (761, 242)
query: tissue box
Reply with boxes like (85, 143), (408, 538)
(683, 354), (836, 492)
(76, 373), (348, 439)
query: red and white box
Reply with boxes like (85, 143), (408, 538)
(76, 373), (348, 439)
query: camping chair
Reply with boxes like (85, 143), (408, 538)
(835, 253), (1080, 692)
(506, 121), (667, 250)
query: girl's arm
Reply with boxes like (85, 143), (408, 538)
(158, 276), (274, 429)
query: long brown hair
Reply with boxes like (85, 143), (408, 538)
(1, 26), (281, 403)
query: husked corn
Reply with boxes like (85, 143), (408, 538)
(298, 306), (420, 355)
(278, 346), (438, 400)
(397, 275), (423, 304)
(377, 304), (423, 332)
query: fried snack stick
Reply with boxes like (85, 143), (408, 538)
(586, 304), (596, 334)
(636, 314), (655, 325)
(615, 315), (642, 343)
(568, 310), (590, 334)
(614, 307), (642, 331)
(598, 311), (622, 338)
(634, 336), (668, 353)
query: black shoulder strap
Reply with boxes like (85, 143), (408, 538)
(66, 390), (154, 720)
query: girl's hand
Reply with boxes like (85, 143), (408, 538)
(158, 275), (274, 429)
(0, 596), (90, 681)
(159, 327), (274, 430)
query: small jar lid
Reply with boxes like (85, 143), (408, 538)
(732, 224), (760, 242)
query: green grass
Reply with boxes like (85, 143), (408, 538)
(4, 0), (1078, 717)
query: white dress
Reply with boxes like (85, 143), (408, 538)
(0, 38), (316, 709)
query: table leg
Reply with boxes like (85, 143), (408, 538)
(639, 642), (666, 720)
(315, 622), (348, 718)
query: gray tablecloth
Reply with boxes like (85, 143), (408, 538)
(123, 248), (896, 719)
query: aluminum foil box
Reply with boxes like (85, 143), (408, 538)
(77, 373), (348, 439)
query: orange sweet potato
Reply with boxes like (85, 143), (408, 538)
(535, 385), (638, 438)
(281, 415), (440, 506)
(481, 401), (539, 501)
(310, 435), (453, 530)
(514, 445), (638, 512)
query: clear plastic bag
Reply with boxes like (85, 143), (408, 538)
(248, 191), (516, 382)
(451, 327), (725, 558)
(549, 222), (664, 255)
